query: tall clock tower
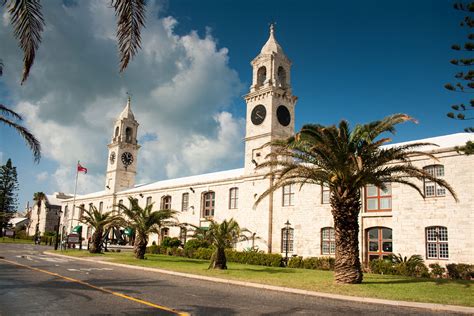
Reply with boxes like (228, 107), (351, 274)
(105, 96), (140, 193)
(244, 24), (298, 175)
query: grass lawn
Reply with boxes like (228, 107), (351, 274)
(58, 250), (473, 307)
(0, 237), (34, 244)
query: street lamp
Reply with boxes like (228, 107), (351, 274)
(284, 220), (291, 265)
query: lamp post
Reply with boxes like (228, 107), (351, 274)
(54, 210), (62, 250)
(284, 220), (291, 265)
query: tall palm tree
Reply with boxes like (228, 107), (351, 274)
(116, 197), (177, 259)
(2, 0), (146, 83)
(79, 205), (121, 254)
(207, 218), (248, 270)
(256, 114), (457, 284)
(32, 192), (45, 238)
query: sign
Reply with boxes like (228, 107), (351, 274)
(67, 233), (80, 244)
(4, 230), (15, 237)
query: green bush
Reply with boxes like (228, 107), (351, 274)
(192, 247), (214, 260)
(429, 263), (446, 278)
(446, 263), (474, 280)
(224, 249), (283, 267)
(184, 239), (211, 257)
(389, 254), (429, 278)
(288, 256), (304, 268)
(302, 257), (335, 271)
(370, 259), (395, 275)
(146, 245), (162, 254)
(161, 237), (181, 248)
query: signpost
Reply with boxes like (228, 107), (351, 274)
(67, 233), (80, 248)
(4, 230), (15, 238)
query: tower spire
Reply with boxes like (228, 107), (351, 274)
(260, 22), (284, 55)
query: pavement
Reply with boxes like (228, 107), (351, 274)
(0, 243), (472, 315)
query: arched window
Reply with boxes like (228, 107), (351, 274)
(229, 187), (238, 209)
(321, 227), (335, 255)
(257, 66), (266, 87)
(160, 227), (169, 243)
(281, 227), (294, 253)
(366, 227), (392, 261)
(202, 191), (215, 218)
(277, 66), (286, 88)
(161, 195), (172, 210)
(146, 196), (152, 207)
(125, 127), (133, 143)
(426, 226), (448, 259)
(115, 126), (119, 137)
(423, 165), (446, 197)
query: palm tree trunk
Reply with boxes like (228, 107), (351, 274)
(211, 247), (227, 269)
(332, 193), (363, 284)
(134, 233), (147, 259)
(89, 228), (103, 254)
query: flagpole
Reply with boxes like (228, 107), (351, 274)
(71, 160), (79, 232)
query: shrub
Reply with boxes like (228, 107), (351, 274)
(146, 245), (162, 254)
(390, 254), (429, 278)
(288, 256), (304, 268)
(184, 239), (211, 257)
(192, 247), (214, 260)
(161, 237), (181, 248)
(302, 257), (335, 271)
(370, 259), (395, 275)
(446, 263), (474, 280)
(429, 263), (446, 278)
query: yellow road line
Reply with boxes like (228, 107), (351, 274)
(0, 258), (189, 316)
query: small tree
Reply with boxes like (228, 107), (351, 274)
(79, 205), (120, 253)
(207, 218), (248, 269)
(0, 159), (19, 236)
(445, 2), (474, 154)
(116, 197), (177, 259)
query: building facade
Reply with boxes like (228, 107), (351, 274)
(27, 192), (72, 236)
(60, 27), (474, 265)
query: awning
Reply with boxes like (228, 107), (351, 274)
(124, 227), (134, 236)
(72, 225), (82, 233)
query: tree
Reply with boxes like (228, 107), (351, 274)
(445, 2), (474, 154)
(79, 205), (120, 253)
(1, 0), (146, 84)
(32, 191), (45, 237)
(207, 218), (248, 269)
(116, 197), (177, 259)
(0, 59), (41, 162)
(256, 114), (457, 284)
(0, 158), (19, 236)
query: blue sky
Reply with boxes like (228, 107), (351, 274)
(0, 0), (468, 211)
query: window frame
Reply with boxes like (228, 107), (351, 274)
(202, 191), (215, 218)
(229, 187), (238, 209)
(146, 196), (152, 207)
(181, 193), (189, 212)
(366, 227), (393, 262)
(425, 226), (449, 260)
(282, 184), (295, 207)
(179, 226), (187, 245)
(321, 185), (330, 204)
(160, 195), (172, 210)
(423, 165), (446, 198)
(321, 227), (336, 255)
(99, 201), (103, 212)
(364, 183), (392, 212)
(281, 227), (294, 253)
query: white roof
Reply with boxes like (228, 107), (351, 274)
(123, 168), (244, 194)
(383, 133), (474, 151)
(9, 217), (28, 225)
(46, 194), (61, 206)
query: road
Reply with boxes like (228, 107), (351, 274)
(0, 243), (462, 315)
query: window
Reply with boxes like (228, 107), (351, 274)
(146, 196), (152, 207)
(365, 184), (392, 212)
(424, 165), (446, 197)
(99, 202), (103, 212)
(125, 127), (132, 143)
(321, 185), (330, 204)
(89, 203), (93, 211)
(181, 193), (189, 212)
(179, 227), (187, 244)
(64, 205), (69, 219)
(277, 66), (287, 88)
(160, 227), (169, 243)
(118, 199), (123, 206)
(281, 227), (294, 253)
(202, 191), (215, 218)
(79, 204), (85, 219)
(367, 227), (392, 261)
(257, 66), (266, 86)
(426, 226), (449, 259)
(282, 184), (295, 206)
(229, 187), (238, 209)
(161, 195), (172, 210)
(115, 126), (119, 137)
(321, 227), (336, 255)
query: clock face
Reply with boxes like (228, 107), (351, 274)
(121, 152), (134, 166)
(277, 105), (291, 127)
(251, 104), (266, 125)
(109, 152), (116, 164)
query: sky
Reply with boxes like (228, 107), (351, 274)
(0, 0), (469, 211)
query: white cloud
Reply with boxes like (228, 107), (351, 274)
(1, 1), (244, 195)
(36, 171), (49, 182)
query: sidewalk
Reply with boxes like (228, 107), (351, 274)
(46, 251), (474, 315)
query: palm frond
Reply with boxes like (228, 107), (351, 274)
(111, 0), (146, 72)
(0, 113), (41, 162)
(8, 0), (45, 84)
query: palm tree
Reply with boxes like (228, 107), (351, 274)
(256, 114), (457, 284)
(32, 192), (45, 239)
(2, 0), (146, 83)
(116, 197), (177, 259)
(79, 205), (121, 253)
(207, 218), (248, 270)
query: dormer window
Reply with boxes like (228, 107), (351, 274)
(125, 127), (132, 143)
(257, 66), (266, 87)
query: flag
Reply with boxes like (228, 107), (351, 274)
(77, 162), (87, 174)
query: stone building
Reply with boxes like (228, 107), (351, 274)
(60, 26), (474, 265)
(27, 192), (72, 236)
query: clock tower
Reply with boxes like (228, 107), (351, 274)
(105, 96), (140, 193)
(244, 24), (298, 175)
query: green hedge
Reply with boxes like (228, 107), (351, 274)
(288, 256), (335, 271)
(446, 263), (474, 280)
(225, 249), (283, 267)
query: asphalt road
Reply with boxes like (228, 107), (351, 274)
(0, 243), (462, 315)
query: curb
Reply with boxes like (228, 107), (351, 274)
(45, 251), (474, 315)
